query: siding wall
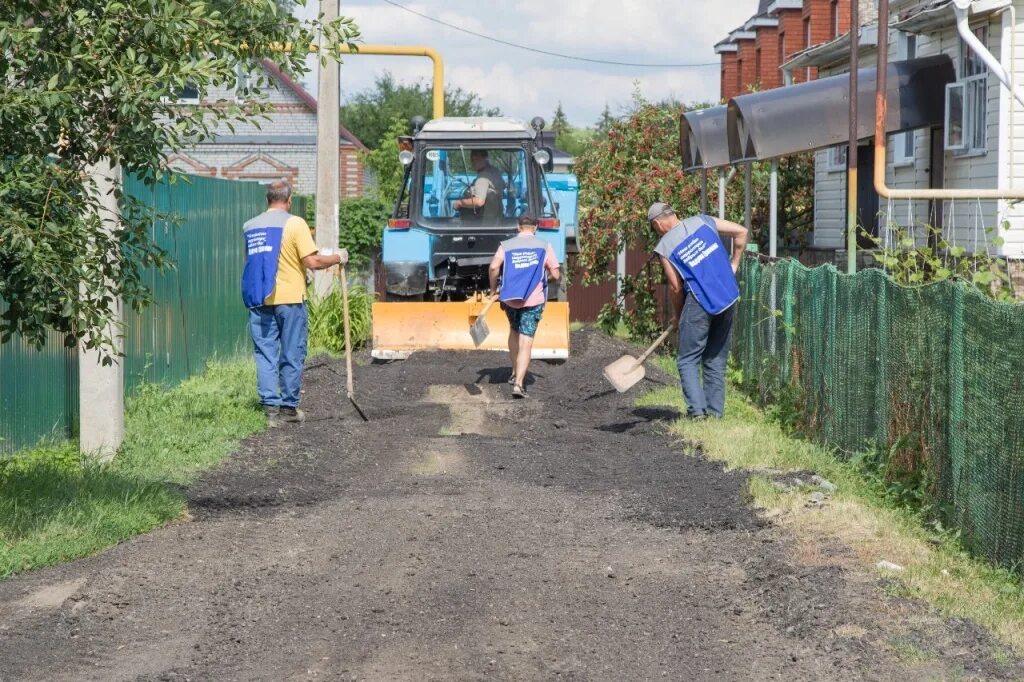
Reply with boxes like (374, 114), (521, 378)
(999, 0), (1024, 257)
(813, 10), (1014, 253)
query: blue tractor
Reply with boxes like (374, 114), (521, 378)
(372, 116), (575, 360)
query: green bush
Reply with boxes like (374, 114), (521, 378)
(307, 283), (374, 354)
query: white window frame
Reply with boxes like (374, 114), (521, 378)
(893, 32), (917, 166)
(826, 144), (848, 172)
(162, 82), (200, 105)
(945, 24), (989, 154)
(945, 81), (967, 151)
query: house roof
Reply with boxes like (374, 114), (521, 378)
(547, 147), (574, 167)
(781, 23), (879, 71)
(892, 0), (1010, 32)
(259, 59), (367, 151)
(765, 0), (803, 12)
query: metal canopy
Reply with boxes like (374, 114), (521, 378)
(727, 54), (954, 163)
(679, 106), (730, 171)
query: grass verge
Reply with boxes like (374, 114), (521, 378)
(0, 359), (264, 579)
(640, 354), (1024, 654)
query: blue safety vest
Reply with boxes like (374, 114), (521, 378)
(499, 234), (548, 304)
(241, 210), (287, 308)
(665, 216), (739, 315)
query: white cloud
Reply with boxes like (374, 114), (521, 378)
(296, 0), (759, 124)
(516, 0), (749, 58)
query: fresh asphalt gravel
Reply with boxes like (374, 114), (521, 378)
(1, 330), (1021, 681)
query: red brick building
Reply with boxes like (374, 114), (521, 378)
(716, 0), (854, 99)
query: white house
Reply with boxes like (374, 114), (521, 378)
(167, 59), (367, 198)
(782, 0), (1024, 260)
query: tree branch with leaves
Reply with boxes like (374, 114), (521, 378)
(0, 0), (360, 355)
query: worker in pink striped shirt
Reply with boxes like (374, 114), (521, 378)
(488, 214), (561, 399)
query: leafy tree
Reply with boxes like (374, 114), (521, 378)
(362, 116), (409, 204)
(0, 0), (359, 355)
(556, 128), (595, 159)
(551, 102), (569, 139)
(595, 104), (616, 136)
(340, 71), (500, 149)
(339, 197), (389, 266)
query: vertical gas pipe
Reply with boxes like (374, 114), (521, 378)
(875, 0), (891, 205)
(846, 0), (860, 274)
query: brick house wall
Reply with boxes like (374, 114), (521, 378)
(755, 25), (782, 90)
(777, 9), (809, 83)
(736, 39), (759, 93)
(720, 51), (740, 100)
(170, 60), (367, 199)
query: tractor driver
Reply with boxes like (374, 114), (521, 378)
(454, 149), (506, 222)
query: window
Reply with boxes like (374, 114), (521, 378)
(160, 81), (199, 105)
(831, 0), (840, 38)
(417, 147), (529, 226)
(946, 25), (988, 152)
(175, 82), (199, 104)
(894, 32), (917, 165)
(826, 144), (848, 172)
(736, 58), (743, 92)
(755, 47), (762, 86)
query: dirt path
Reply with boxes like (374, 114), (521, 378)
(1, 330), (1020, 681)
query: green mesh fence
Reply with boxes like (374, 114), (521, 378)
(734, 256), (1024, 570)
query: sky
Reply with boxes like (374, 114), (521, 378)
(294, 0), (760, 128)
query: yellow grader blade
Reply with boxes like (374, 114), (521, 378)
(371, 300), (570, 360)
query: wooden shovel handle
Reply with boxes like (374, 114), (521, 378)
(477, 292), (499, 318)
(632, 327), (674, 368)
(336, 264), (354, 400)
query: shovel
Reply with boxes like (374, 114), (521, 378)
(603, 327), (674, 393)
(336, 264), (369, 421)
(469, 292), (500, 348)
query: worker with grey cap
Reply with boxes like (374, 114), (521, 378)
(649, 202), (748, 419)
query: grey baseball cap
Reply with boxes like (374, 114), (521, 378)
(647, 202), (674, 222)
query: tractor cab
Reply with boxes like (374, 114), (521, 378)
(384, 116), (564, 301)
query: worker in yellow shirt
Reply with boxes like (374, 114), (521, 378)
(241, 180), (345, 424)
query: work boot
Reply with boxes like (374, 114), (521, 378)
(279, 406), (306, 423)
(263, 405), (281, 428)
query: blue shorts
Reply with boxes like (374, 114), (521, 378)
(502, 302), (545, 337)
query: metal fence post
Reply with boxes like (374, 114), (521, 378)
(874, 272), (889, 448)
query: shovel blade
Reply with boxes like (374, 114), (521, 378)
(603, 354), (646, 393)
(469, 316), (490, 347)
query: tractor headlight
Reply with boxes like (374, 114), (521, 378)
(533, 149), (551, 166)
(398, 150), (414, 166)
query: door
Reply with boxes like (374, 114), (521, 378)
(856, 143), (879, 248)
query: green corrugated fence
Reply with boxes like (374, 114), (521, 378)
(0, 323), (78, 455)
(0, 174), (268, 455)
(734, 256), (1024, 570)
(122, 174), (266, 391)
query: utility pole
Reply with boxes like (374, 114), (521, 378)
(315, 0), (340, 296)
(79, 158), (125, 462)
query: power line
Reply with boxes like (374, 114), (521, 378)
(375, 0), (719, 69)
